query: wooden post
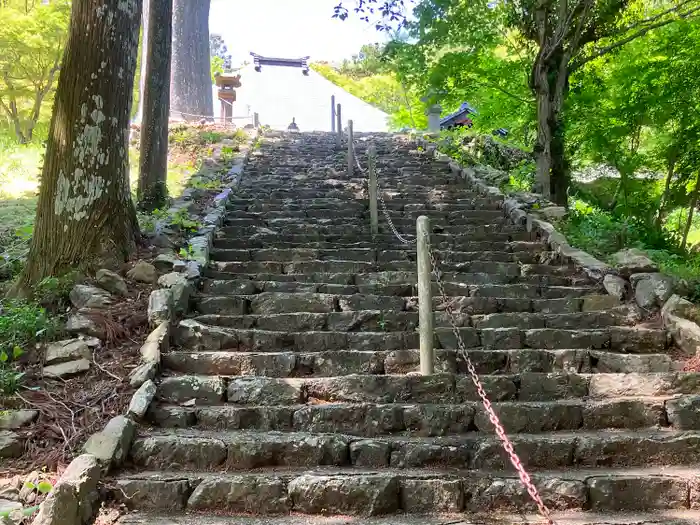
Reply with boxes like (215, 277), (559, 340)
(417, 215), (434, 375)
(368, 144), (378, 235)
(331, 95), (336, 133)
(347, 119), (354, 178)
(336, 103), (342, 148)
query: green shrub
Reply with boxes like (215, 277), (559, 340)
(0, 300), (57, 395)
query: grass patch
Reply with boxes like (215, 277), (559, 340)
(1, 124), (249, 282)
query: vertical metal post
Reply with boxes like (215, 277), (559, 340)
(336, 104), (342, 148)
(253, 112), (260, 128)
(368, 144), (378, 235)
(331, 95), (336, 133)
(417, 215), (434, 375)
(347, 120), (354, 178)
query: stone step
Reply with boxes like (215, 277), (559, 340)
(215, 231), (535, 244)
(213, 238), (544, 254)
(112, 466), (700, 514)
(226, 194), (500, 207)
(161, 349), (674, 377)
(209, 248), (539, 265)
(228, 198), (504, 212)
(190, 309), (632, 333)
(218, 223), (522, 238)
(222, 210), (508, 226)
(208, 259), (535, 276)
(173, 320), (667, 353)
(128, 429), (700, 472)
(114, 510), (700, 525)
(205, 258), (581, 278)
(152, 373), (695, 424)
(200, 275), (590, 295)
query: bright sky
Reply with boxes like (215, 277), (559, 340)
(209, 0), (390, 65)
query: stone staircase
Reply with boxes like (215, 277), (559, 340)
(113, 131), (700, 524)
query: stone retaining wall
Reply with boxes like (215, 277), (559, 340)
(418, 135), (700, 361)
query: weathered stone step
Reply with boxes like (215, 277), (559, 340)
(210, 248), (539, 265)
(174, 320), (666, 353)
(222, 210), (509, 227)
(161, 349), (674, 377)
(235, 200), (506, 213)
(190, 309), (632, 334)
(128, 429), (700, 472)
(206, 258), (582, 279)
(201, 271), (589, 294)
(220, 221), (531, 236)
(194, 289), (603, 315)
(215, 230), (535, 245)
(152, 374), (693, 427)
(114, 510), (700, 525)
(113, 466), (700, 514)
(214, 238), (544, 254)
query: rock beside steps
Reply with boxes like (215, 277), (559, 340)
(110, 132), (700, 523)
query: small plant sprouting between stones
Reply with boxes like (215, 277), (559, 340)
(0, 346), (25, 396)
(0, 300), (57, 395)
(170, 209), (202, 233)
(0, 479), (53, 522)
(179, 245), (195, 259)
(378, 313), (387, 332)
(138, 207), (201, 235)
(190, 177), (222, 191)
(0, 480), (53, 525)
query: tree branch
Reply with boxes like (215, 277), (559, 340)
(469, 75), (534, 104)
(572, 4), (700, 70)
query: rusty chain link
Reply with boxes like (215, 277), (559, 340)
(427, 234), (555, 525)
(349, 138), (555, 524)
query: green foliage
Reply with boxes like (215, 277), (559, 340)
(0, 300), (55, 357)
(211, 55), (225, 83)
(178, 244), (195, 259)
(0, 0), (70, 143)
(0, 478), (52, 520)
(507, 160), (535, 192)
(139, 207), (201, 236)
(312, 62), (426, 130)
(34, 272), (77, 308)
(0, 299), (56, 394)
(337, 43), (391, 78)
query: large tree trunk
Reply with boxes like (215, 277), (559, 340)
(531, 47), (570, 206)
(138, 0), (172, 211)
(681, 172), (700, 251)
(135, 0), (150, 123)
(170, 0), (212, 120)
(655, 152), (676, 231)
(18, 0), (142, 289)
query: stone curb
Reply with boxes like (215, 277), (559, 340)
(29, 128), (262, 525)
(416, 136), (612, 282)
(418, 135), (700, 358)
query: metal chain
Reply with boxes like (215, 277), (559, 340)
(351, 140), (417, 245)
(426, 235), (555, 525)
(349, 138), (554, 524)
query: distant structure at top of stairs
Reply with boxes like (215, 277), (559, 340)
(250, 51), (310, 75)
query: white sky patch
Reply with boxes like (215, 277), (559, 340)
(209, 0), (391, 66)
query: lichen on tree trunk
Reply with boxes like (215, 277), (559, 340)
(19, 0), (142, 289)
(138, 0), (172, 211)
(170, 0), (212, 120)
